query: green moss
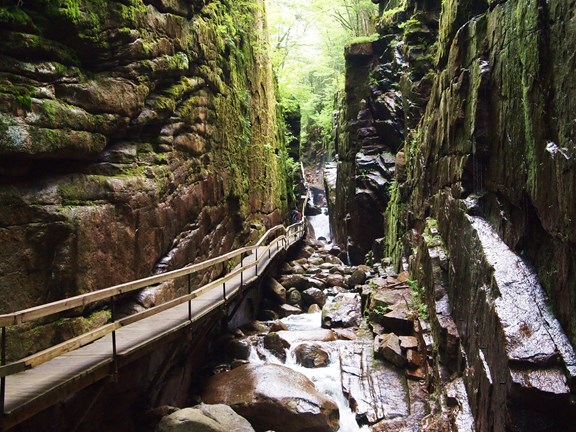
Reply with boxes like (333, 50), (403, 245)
(0, 5), (35, 30)
(345, 34), (380, 49)
(0, 84), (33, 110)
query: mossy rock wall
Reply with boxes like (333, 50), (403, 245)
(0, 0), (287, 359)
(384, 0), (576, 429)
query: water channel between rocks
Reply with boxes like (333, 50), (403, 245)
(249, 312), (370, 432)
(307, 208), (332, 242)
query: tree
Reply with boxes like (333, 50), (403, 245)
(266, 0), (377, 157)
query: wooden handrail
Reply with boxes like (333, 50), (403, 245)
(0, 223), (294, 327)
(0, 223), (305, 378)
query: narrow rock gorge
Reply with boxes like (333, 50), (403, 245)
(1, 0), (576, 431)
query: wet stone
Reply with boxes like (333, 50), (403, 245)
(286, 287), (302, 306)
(375, 333), (407, 368)
(302, 287), (327, 307)
(294, 343), (330, 368)
(269, 320), (288, 332)
(278, 304), (302, 318)
(340, 341), (409, 424)
(263, 333), (288, 362)
(321, 293), (362, 329)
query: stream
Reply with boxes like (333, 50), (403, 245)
(307, 208), (332, 242)
(249, 312), (370, 432)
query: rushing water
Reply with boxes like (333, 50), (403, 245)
(249, 312), (370, 432)
(308, 208), (332, 241)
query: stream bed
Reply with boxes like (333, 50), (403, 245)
(250, 312), (370, 432)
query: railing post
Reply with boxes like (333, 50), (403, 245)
(222, 282), (227, 303)
(188, 274), (192, 321)
(1, 326), (6, 414)
(240, 253), (244, 287)
(111, 296), (118, 382)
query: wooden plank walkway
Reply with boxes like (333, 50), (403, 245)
(2, 230), (302, 430)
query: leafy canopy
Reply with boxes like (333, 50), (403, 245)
(266, 0), (376, 148)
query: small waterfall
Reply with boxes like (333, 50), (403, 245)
(307, 208), (332, 241)
(249, 313), (370, 432)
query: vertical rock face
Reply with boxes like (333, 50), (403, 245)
(335, 0), (576, 429)
(0, 0), (287, 358)
(330, 1), (438, 264)
(405, 0), (576, 428)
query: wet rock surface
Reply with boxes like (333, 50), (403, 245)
(197, 237), (473, 432)
(201, 363), (340, 432)
(0, 0), (286, 360)
(156, 404), (256, 432)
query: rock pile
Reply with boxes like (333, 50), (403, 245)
(154, 238), (473, 431)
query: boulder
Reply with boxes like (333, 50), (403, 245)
(263, 332), (289, 362)
(379, 303), (413, 335)
(399, 336), (419, 350)
(259, 309), (279, 321)
(308, 256), (325, 266)
(306, 277), (326, 290)
(374, 333), (407, 368)
(278, 303), (302, 317)
(308, 304), (322, 313)
(286, 287), (302, 305)
(156, 404), (255, 432)
(269, 320), (289, 332)
(279, 274), (308, 291)
(241, 321), (270, 335)
(294, 343), (330, 368)
(227, 339), (251, 361)
(302, 288), (327, 307)
(265, 277), (287, 304)
(321, 293), (362, 329)
(325, 274), (347, 288)
(202, 363), (340, 432)
(348, 266), (370, 288)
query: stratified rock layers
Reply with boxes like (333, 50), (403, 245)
(407, 1), (576, 429)
(333, 0), (576, 430)
(0, 0), (287, 359)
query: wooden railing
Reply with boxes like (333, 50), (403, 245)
(0, 212), (307, 412)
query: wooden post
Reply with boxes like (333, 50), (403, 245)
(111, 297), (118, 382)
(1, 326), (5, 414)
(188, 274), (192, 321)
(240, 253), (244, 287)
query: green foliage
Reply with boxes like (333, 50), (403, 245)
(372, 303), (390, 317)
(407, 279), (428, 320)
(267, 0), (377, 158)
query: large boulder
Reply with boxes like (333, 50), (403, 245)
(265, 277), (287, 304)
(301, 287), (327, 307)
(156, 404), (255, 432)
(201, 363), (340, 432)
(321, 293), (362, 329)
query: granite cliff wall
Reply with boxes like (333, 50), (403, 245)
(331, 0), (576, 429)
(0, 0), (287, 359)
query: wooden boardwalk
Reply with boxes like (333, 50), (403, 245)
(1, 222), (305, 430)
